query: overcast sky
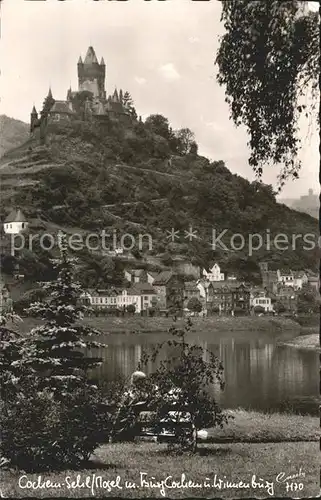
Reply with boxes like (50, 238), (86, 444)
(0, 0), (319, 198)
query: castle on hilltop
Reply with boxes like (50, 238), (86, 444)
(30, 46), (135, 141)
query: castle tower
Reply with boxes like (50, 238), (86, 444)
(77, 47), (106, 99)
(259, 262), (269, 273)
(30, 105), (38, 133)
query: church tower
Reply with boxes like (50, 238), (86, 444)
(77, 47), (106, 99)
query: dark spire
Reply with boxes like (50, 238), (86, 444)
(78, 56), (83, 64)
(100, 57), (105, 66)
(84, 46), (98, 64)
(31, 105), (37, 115)
(66, 85), (73, 100)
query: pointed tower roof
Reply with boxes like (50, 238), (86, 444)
(113, 88), (119, 101)
(66, 87), (72, 100)
(100, 57), (105, 66)
(84, 46), (98, 64)
(119, 89), (123, 101)
(48, 87), (53, 98)
(5, 208), (27, 224)
(31, 105), (37, 115)
(78, 56), (83, 64)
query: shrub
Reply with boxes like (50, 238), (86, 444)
(125, 319), (233, 452)
(0, 380), (112, 471)
(187, 297), (202, 313)
(253, 305), (265, 314)
(126, 304), (136, 314)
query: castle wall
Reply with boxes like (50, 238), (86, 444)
(79, 78), (100, 97)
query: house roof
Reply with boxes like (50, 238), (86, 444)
(278, 269), (293, 276)
(87, 288), (119, 297)
(127, 282), (156, 295)
(308, 275), (319, 282)
(49, 100), (75, 114)
(4, 209), (27, 223)
(276, 284), (295, 294)
(153, 270), (174, 285)
(292, 271), (306, 279)
(147, 271), (159, 278)
(184, 281), (199, 291)
(209, 280), (248, 291)
(127, 269), (145, 277)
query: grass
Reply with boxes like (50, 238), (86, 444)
(0, 409), (319, 498)
(206, 409), (319, 443)
(14, 315), (301, 336)
(1, 441), (319, 498)
(277, 333), (320, 351)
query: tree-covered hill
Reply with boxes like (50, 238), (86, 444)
(0, 114), (318, 285)
(0, 115), (29, 158)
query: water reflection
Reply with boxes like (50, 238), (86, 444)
(88, 333), (319, 415)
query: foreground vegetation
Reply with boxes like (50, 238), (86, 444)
(1, 439), (318, 498)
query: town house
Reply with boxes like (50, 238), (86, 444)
(202, 263), (225, 282)
(250, 288), (274, 313)
(183, 281), (201, 309)
(152, 270), (184, 311)
(124, 269), (147, 284)
(207, 281), (250, 314)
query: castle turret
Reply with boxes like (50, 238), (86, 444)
(112, 88), (119, 102)
(30, 105), (38, 133)
(78, 46), (106, 99)
(66, 86), (72, 101)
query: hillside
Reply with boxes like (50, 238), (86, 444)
(0, 115), (318, 286)
(280, 192), (319, 220)
(0, 115), (29, 158)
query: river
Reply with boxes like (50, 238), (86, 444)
(88, 330), (319, 415)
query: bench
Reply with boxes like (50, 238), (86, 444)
(111, 401), (199, 451)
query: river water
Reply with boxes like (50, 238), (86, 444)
(88, 330), (319, 415)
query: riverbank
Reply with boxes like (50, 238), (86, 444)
(13, 315), (301, 336)
(277, 333), (320, 351)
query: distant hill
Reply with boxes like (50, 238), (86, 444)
(0, 115), (318, 287)
(280, 190), (319, 220)
(0, 115), (29, 158)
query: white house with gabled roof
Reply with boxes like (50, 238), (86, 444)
(3, 209), (28, 235)
(202, 263), (224, 282)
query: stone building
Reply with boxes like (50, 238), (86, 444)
(30, 46), (135, 141)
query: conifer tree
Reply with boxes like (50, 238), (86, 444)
(0, 312), (24, 401)
(0, 234), (111, 470)
(123, 91), (137, 119)
(14, 233), (104, 398)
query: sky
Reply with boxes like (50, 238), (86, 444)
(0, 0), (319, 199)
